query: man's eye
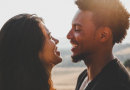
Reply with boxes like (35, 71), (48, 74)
(75, 29), (80, 32)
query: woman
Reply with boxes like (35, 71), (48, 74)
(0, 14), (62, 90)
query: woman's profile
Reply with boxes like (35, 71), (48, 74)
(0, 14), (62, 90)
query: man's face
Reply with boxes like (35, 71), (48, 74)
(67, 10), (98, 62)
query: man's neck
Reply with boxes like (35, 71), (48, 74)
(84, 51), (114, 81)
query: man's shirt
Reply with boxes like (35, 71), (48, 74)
(75, 58), (130, 90)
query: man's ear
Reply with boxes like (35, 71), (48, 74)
(99, 27), (112, 42)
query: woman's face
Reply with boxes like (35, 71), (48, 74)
(39, 22), (62, 65)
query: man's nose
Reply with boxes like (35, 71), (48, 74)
(67, 30), (74, 40)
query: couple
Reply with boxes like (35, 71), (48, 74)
(0, 0), (130, 90)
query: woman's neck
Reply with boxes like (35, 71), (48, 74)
(45, 63), (54, 76)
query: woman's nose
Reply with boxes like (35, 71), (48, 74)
(52, 37), (59, 44)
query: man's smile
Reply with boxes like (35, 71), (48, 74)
(71, 42), (79, 52)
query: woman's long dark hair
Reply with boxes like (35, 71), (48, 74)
(0, 14), (50, 90)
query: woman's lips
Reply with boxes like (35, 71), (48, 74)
(55, 50), (60, 56)
(55, 47), (60, 56)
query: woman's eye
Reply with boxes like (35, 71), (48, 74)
(49, 35), (52, 39)
(48, 32), (52, 39)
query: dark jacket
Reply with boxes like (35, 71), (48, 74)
(75, 59), (130, 90)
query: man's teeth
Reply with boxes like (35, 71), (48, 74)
(72, 44), (78, 47)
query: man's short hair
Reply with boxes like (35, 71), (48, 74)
(75, 0), (130, 45)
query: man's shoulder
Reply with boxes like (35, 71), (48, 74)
(102, 58), (130, 78)
(84, 58), (130, 90)
(107, 59), (130, 82)
(105, 84), (130, 90)
(100, 58), (130, 89)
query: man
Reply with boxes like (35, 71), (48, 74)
(67, 0), (130, 90)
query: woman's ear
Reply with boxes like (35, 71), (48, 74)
(99, 27), (112, 42)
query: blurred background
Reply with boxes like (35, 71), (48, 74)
(0, 0), (130, 90)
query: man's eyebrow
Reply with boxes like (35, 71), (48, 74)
(73, 23), (83, 27)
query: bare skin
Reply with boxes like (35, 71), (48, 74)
(84, 27), (114, 81)
(84, 47), (114, 81)
(67, 10), (115, 82)
(39, 22), (62, 75)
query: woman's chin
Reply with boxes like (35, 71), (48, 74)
(53, 56), (62, 65)
(58, 57), (62, 63)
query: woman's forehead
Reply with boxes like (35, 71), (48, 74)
(44, 26), (49, 33)
(40, 22), (50, 34)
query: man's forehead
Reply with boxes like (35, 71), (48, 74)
(72, 10), (93, 24)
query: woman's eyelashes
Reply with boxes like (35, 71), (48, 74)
(48, 32), (52, 39)
(50, 35), (52, 39)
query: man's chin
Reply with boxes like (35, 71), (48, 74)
(71, 53), (87, 63)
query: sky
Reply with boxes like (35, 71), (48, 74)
(0, 0), (130, 45)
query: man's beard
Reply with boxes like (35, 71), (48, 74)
(71, 53), (89, 63)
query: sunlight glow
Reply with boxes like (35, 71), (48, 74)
(0, 0), (130, 44)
